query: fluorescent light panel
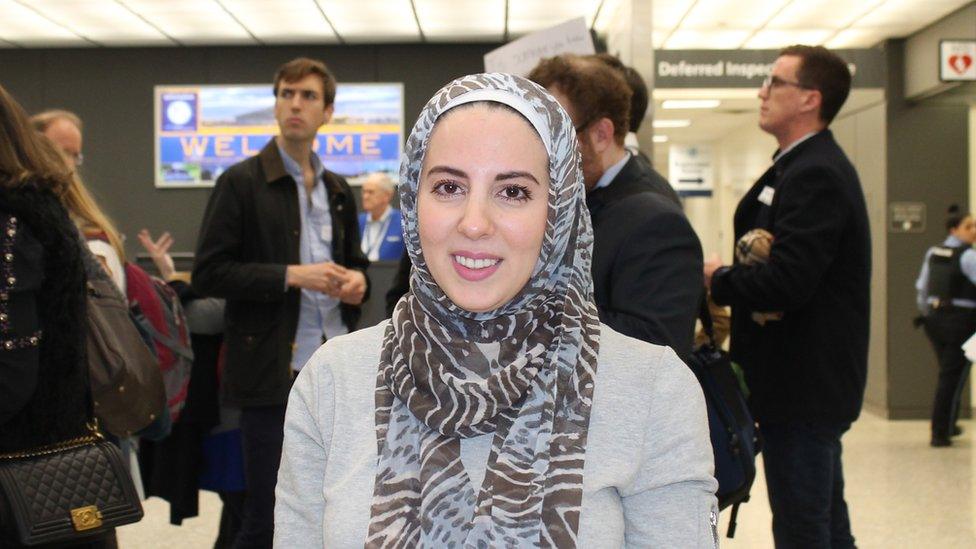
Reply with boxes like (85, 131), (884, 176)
(681, 0), (789, 29)
(120, 0), (254, 43)
(0, 1), (86, 45)
(507, 0), (601, 35)
(665, 29), (751, 49)
(414, 0), (504, 40)
(744, 29), (835, 49)
(219, 0), (337, 43)
(824, 28), (886, 49)
(651, 0), (695, 29)
(653, 135), (669, 143)
(653, 119), (691, 128)
(316, 0), (418, 40)
(662, 99), (721, 110)
(766, 0), (866, 29)
(26, 0), (168, 43)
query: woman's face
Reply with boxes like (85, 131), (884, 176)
(952, 216), (976, 244)
(418, 104), (550, 313)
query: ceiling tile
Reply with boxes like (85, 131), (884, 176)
(414, 0), (503, 41)
(744, 28), (835, 49)
(681, 0), (791, 29)
(507, 0), (601, 35)
(119, 0), (254, 44)
(767, 0), (872, 29)
(317, 0), (419, 41)
(664, 29), (752, 49)
(26, 0), (170, 44)
(823, 27), (887, 49)
(651, 0), (695, 29)
(220, 0), (337, 43)
(854, 0), (967, 27)
(0, 0), (86, 45)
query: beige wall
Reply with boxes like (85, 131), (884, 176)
(832, 102), (889, 414)
(905, 2), (976, 99)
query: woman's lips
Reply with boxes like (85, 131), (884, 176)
(452, 253), (502, 282)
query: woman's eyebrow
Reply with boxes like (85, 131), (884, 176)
(496, 171), (541, 185)
(426, 165), (467, 179)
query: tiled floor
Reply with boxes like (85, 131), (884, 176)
(117, 412), (976, 548)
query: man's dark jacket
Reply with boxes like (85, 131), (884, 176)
(193, 141), (369, 407)
(711, 130), (870, 424)
(587, 155), (703, 359)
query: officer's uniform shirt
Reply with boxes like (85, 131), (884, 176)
(915, 234), (976, 314)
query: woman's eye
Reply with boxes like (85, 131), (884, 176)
(432, 181), (463, 196)
(500, 184), (531, 202)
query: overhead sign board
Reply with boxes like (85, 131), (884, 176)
(484, 17), (595, 76)
(655, 49), (885, 88)
(154, 83), (403, 188)
(940, 40), (976, 82)
(668, 145), (714, 197)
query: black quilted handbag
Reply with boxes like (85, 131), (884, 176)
(0, 423), (143, 546)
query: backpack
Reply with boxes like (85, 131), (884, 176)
(125, 263), (193, 423)
(82, 263), (166, 438)
(687, 297), (761, 538)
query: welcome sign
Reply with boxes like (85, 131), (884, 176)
(154, 83), (403, 188)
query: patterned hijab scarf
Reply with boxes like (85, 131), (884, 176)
(367, 73), (601, 548)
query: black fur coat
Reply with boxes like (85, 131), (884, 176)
(0, 183), (88, 452)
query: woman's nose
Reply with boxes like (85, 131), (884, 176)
(457, 198), (494, 239)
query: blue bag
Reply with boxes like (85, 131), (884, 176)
(688, 298), (760, 538)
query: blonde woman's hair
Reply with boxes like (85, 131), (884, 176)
(62, 173), (126, 262)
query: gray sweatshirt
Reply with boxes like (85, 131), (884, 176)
(275, 322), (719, 548)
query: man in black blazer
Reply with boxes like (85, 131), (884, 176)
(529, 55), (702, 359)
(705, 46), (870, 548)
(193, 57), (369, 548)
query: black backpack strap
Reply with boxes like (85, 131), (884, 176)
(699, 293), (718, 348)
(727, 501), (741, 538)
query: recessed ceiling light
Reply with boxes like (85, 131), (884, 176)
(662, 99), (721, 110)
(653, 135), (669, 143)
(653, 119), (691, 128)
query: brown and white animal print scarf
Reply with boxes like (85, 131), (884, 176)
(366, 73), (601, 548)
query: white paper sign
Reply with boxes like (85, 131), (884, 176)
(484, 17), (595, 77)
(940, 40), (976, 82)
(668, 145), (714, 197)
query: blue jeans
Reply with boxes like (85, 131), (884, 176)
(761, 421), (856, 549)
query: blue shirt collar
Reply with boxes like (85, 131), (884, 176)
(945, 235), (965, 247)
(593, 151), (631, 191)
(276, 140), (325, 183)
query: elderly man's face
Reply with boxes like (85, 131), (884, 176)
(362, 178), (393, 218)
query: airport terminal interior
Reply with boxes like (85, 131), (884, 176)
(2, 0), (976, 547)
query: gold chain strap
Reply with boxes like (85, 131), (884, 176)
(0, 421), (105, 460)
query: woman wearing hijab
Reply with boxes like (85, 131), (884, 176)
(275, 74), (717, 547)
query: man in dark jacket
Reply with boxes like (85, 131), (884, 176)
(193, 57), (369, 548)
(705, 45), (870, 548)
(529, 54), (702, 359)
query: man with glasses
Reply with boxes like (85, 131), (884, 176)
(31, 109), (84, 170)
(194, 57), (369, 548)
(529, 54), (702, 359)
(704, 45), (870, 548)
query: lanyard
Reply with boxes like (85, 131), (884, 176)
(363, 215), (392, 258)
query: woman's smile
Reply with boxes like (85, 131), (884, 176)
(452, 252), (502, 281)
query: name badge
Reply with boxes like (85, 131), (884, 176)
(386, 235), (401, 242)
(758, 186), (775, 206)
(320, 225), (333, 242)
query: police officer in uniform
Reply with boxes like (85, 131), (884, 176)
(916, 204), (976, 447)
